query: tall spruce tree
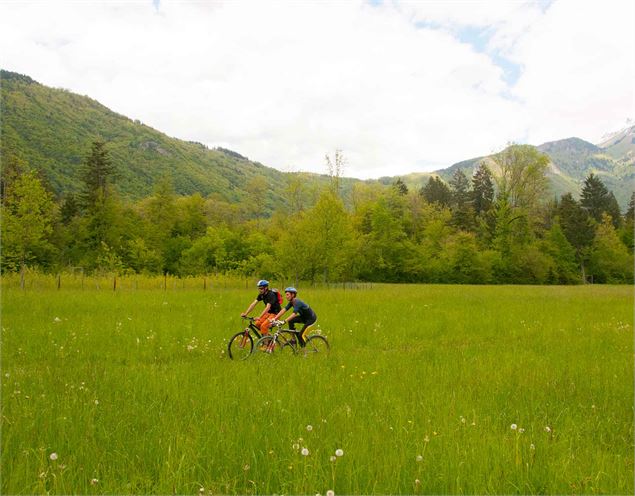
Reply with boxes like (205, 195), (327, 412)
(557, 192), (594, 281)
(449, 169), (475, 231)
(471, 163), (494, 215)
(420, 176), (452, 207)
(80, 140), (117, 210)
(580, 173), (619, 225)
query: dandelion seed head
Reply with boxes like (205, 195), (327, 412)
(330, 456), (337, 462)
(545, 426), (552, 432)
(293, 443), (300, 450)
(530, 443), (535, 450)
(416, 455), (423, 462)
(519, 428), (525, 433)
(306, 425), (313, 432)
(49, 453), (58, 461)
(510, 424), (518, 430)
(335, 449), (344, 457)
(243, 464), (250, 471)
(326, 490), (335, 496)
(301, 448), (310, 456)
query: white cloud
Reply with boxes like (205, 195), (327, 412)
(510, 0), (635, 144)
(0, 0), (633, 179)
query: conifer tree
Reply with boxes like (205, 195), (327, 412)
(80, 140), (116, 210)
(471, 163), (494, 215)
(449, 169), (475, 231)
(557, 193), (594, 281)
(580, 173), (619, 225)
(420, 176), (452, 207)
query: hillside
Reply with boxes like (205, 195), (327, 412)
(396, 136), (633, 210)
(0, 70), (358, 211)
(1, 69), (631, 211)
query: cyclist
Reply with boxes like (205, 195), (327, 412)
(273, 287), (317, 346)
(241, 279), (282, 336)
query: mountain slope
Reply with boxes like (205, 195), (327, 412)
(0, 70), (355, 211)
(397, 136), (633, 210)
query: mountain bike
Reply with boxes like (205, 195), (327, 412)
(227, 316), (267, 360)
(256, 321), (330, 357)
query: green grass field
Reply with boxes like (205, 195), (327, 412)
(2, 283), (633, 494)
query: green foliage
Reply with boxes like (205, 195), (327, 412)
(588, 214), (634, 283)
(1, 169), (58, 271)
(420, 176), (452, 207)
(1, 70), (633, 284)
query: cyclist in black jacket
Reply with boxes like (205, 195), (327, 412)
(273, 287), (317, 346)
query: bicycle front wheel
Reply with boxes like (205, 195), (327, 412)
(303, 335), (330, 356)
(228, 331), (254, 360)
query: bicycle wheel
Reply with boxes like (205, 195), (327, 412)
(256, 335), (296, 356)
(227, 330), (254, 360)
(302, 335), (330, 356)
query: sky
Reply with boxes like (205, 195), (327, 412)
(1, 0), (633, 179)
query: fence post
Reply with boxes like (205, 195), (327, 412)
(57, 274), (61, 290)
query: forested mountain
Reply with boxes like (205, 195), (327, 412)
(2, 69), (631, 211)
(395, 132), (634, 210)
(2, 71), (632, 283)
(0, 70), (357, 211)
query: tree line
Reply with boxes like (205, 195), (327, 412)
(2, 141), (633, 284)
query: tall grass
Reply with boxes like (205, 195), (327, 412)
(1, 284), (632, 494)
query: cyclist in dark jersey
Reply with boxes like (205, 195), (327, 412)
(273, 287), (317, 346)
(241, 279), (282, 336)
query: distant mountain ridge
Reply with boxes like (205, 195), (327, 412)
(396, 129), (634, 210)
(1, 69), (632, 210)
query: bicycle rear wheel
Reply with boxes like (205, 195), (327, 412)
(228, 330), (254, 360)
(256, 335), (296, 356)
(302, 335), (330, 356)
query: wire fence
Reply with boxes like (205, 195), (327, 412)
(1, 269), (374, 292)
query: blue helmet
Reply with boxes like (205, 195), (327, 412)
(257, 279), (269, 287)
(284, 287), (297, 294)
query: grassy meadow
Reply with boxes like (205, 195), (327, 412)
(1, 280), (633, 494)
